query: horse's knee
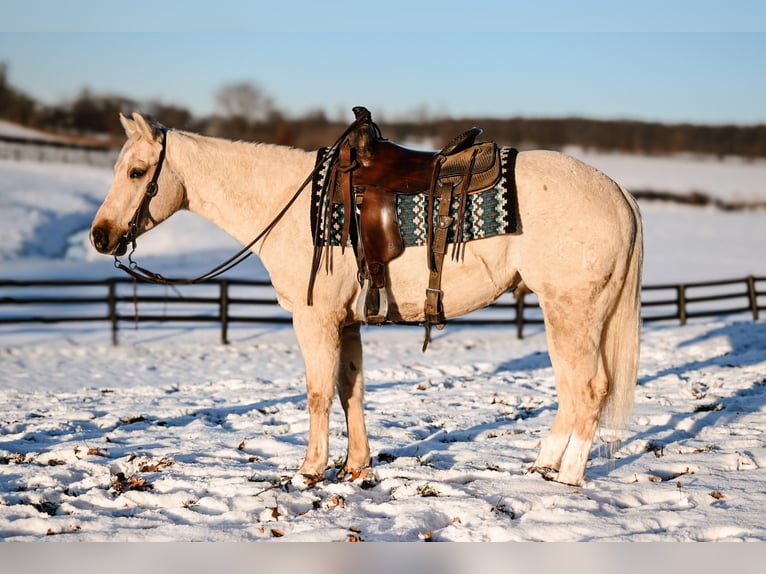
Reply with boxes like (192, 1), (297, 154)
(307, 390), (333, 414)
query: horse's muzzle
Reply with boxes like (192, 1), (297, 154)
(91, 226), (127, 256)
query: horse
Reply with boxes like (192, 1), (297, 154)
(90, 112), (642, 486)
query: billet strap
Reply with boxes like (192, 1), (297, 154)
(422, 148), (480, 349)
(451, 147), (478, 259)
(426, 155), (446, 272)
(422, 180), (455, 350)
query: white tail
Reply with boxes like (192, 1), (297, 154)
(601, 187), (643, 434)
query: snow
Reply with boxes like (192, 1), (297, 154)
(564, 145), (766, 202)
(0, 119), (69, 142)
(1, 139), (765, 544)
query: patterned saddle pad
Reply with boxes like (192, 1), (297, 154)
(310, 146), (519, 248)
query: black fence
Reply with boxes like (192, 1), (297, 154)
(1, 275), (764, 345)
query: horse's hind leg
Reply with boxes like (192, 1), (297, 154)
(336, 322), (371, 477)
(532, 301), (609, 486)
(556, 353), (608, 485)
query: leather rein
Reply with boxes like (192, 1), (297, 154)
(113, 118), (365, 286)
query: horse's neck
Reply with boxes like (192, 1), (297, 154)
(168, 131), (314, 246)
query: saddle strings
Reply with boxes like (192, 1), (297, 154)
(113, 116), (368, 286)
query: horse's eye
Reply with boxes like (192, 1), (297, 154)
(130, 168), (147, 179)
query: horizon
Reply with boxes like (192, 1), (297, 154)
(1, 3), (766, 127)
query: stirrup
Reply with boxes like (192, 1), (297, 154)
(355, 278), (388, 324)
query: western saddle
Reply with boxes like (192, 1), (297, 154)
(310, 106), (503, 346)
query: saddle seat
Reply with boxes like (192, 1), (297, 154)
(340, 114), (499, 197)
(320, 106), (503, 344)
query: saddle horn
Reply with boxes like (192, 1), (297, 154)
(349, 106), (380, 164)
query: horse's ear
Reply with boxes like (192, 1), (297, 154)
(131, 113), (160, 141)
(119, 113), (138, 137)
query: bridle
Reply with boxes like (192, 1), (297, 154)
(119, 127), (168, 259)
(113, 116), (365, 286)
(113, 124), (285, 285)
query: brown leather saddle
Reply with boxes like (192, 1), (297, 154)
(311, 106), (503, 344)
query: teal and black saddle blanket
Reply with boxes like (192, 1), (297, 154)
(310, 146), (519, 248)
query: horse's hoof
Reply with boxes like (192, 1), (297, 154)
(552, 472), (585, 487)
(338, 466), (374, 483)
(291, 473), (325, 490)
(528, 466), (559, 481)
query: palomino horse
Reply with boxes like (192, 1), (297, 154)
(91, 112), (642, 486)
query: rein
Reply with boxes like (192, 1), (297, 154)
(113, 117), (365, 285)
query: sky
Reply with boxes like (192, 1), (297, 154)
(1, 1), (766, 125)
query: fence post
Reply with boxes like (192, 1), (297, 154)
(108, 279), (118, 346)
(220, 280), (229, 345)
(677, 284), (687, 325)
(516, 291), (525, 339)
(747, 275), (759, 321)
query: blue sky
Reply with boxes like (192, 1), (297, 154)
(2, 1), (765, 125)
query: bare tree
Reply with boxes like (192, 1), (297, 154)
(215, 81), (275, 123)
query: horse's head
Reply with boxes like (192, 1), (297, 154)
(90, 113), (185, 256)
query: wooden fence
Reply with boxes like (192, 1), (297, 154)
(1, 275), (764, 345)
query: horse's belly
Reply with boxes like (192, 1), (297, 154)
(385, 238), (518, 321)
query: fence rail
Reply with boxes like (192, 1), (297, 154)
(1, 275), (764, 344)
(0, 134), (117, 166)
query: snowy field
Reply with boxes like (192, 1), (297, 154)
(1, 131), (766, 547)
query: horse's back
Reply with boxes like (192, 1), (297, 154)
(516, 149), (633, 225)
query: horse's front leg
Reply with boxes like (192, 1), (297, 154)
(292, 309), (343, 480)
(336, 322), (371, 478)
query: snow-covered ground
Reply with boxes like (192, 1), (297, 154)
(0, 119), (70, 142)
(1, 133), (765, 543)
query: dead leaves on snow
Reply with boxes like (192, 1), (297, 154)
(111, 472), (152, 494)
(325, 494), (346, 509)
(416, 483), (440, 497)
(345, 525), (364, 542)
(136, 456), (174, 473)
(1, 444), (113, 467)
(110, 455), (175, 494)
(0, 452), (28, 465)
(45, 524), (81, 537)
(237, 439), (264, 463)
(418, 530), (434, 542)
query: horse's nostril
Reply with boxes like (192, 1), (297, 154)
(91, 227), (109, 252)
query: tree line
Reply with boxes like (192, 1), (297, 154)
(2, 63), (765, 157)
